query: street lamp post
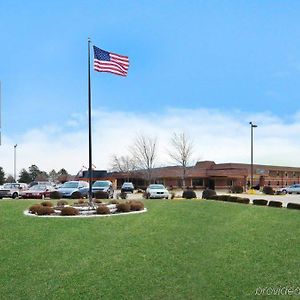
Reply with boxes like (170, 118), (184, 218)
(249, 122), (258, 188)
(14, 144), (17, 182)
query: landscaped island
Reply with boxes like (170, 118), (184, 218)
(25, 199), (146, 217)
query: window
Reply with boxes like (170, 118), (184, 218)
(192, 178), (204, 186)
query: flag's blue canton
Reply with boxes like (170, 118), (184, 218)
(93, 46), (110, 61)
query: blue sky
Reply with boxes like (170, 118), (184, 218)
(1, 1), (300, 174)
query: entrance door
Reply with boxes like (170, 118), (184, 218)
(208, 179), (215, 190)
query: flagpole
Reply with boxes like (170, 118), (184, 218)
(88, 37), (93, 206)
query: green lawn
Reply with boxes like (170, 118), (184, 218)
(0, 199), (299, 299)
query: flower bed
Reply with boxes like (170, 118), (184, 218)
(24, 201), (147, 218)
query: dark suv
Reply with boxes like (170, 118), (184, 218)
(121, 182), (134, 193)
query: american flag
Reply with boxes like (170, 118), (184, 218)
(93, 46), (129, 76)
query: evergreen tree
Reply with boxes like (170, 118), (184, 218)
(18, 169), (32, 184)
(48, 169), (57, 182)
(28, 165), (41, 181)
(57, 168), (69, 183)
(35, 171), (49, 181)
(5, 175), (15, 183)
(0, 167), (5, 185)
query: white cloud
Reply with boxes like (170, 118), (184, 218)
(1, 107), (300, 176)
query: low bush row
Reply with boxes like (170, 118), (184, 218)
(206, 195), (300, 210)
(28, 200), (145, 216)
(207, 195), (250, 204)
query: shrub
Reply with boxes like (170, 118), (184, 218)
(202, 189), (216, 199)
(71, 191), (82, 199)
(235, 197), (250, 204)
(116, 202), (130, 213)
(287, 203), (300, 210)
(208, 195), (220, 200)
(36, 206), (55, 216)
(230, 186), (243, 193)
(57, 200), (68, 207)
(182, 189), (196, 199)
(143, 192), (150, 199)
(129, 200), (144, 211)
(61, 207), (79, 216)
(28, 204), (42, 214)
(253, 199), (268, 206)
(94, 191), (109, 199)
(268, 201), (282, 208)
(50, 191), (61, 199)
(226, 196), (237, 202)
(218, 195), (231, 201)
(263, 186), (275, 195)
(109, 199), (119, 204)
(116, 192), (127, 200)
(96, 205), (110, 215)
(40, 201), (53, 207)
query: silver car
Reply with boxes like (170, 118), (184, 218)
(0, 183), (28, 199)
(92, 181), (114, 198)
(280, 184), (300, 194)
(146, 184), (169, 199)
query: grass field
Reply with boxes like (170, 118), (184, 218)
(0, 199), (299, 299)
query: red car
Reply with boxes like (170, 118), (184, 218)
(20, 185), (54, 199)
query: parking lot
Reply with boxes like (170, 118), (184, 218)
(122, 189), (300, 207)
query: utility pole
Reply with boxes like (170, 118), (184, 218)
(14, 144), (17, 182)
(249, 122), (258, 188)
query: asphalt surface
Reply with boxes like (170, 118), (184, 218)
(121, 189), (300, 207)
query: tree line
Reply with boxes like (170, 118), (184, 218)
(0, 132), (194, 187)
(111, 132), (194, 187)
(0, 165), (69, 185)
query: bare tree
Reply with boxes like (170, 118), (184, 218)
(168, 132), (193, 188)
(131, 134), (158, 184)
(111, 155), (137, 181)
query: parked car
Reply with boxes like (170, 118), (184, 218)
(0, 183), (28, 199)
(92, 180), (114, 198)
(280, 184), (300, 194)
(121, 182), (134, 193)
(146, 184), (169, 199)
(20, 184), (55, 199)
(57, 181), (89, 198)
(29, 181), (56, 188)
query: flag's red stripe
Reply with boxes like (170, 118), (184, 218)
(111, 59), (129, 69)
(110, 55), (129, 64)
(94, 59), (127, 73)
(94, 63), (127, 75)
(110, 52), (129, 60)
(110, 61), (128, 70)
(95, 59), (127, 71)
(94, 65), (126, 75)
(111, 59), (129, 67)
(110, 54), (129, 65)
(96, 70), (127, 76)
(94, 66), (126, 76)
(94, 60), (128, 75)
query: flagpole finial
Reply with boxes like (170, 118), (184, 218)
(88, 37), (91, 43)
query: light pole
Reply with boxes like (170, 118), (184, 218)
(249, 122), (258, 188)
(14, 144), (17, 182)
